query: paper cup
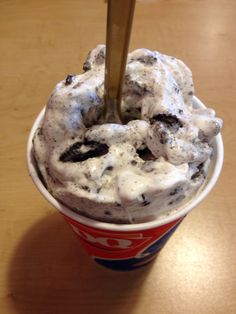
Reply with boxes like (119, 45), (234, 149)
(27, 97), (224, 271)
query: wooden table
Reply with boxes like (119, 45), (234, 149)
(1, 0), (235, 313)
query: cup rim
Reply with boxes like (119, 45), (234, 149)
(27, 96), (224, 232)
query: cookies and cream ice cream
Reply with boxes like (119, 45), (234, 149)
(32, 45), (223, 223)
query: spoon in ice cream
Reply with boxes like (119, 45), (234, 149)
(103, 0), (136, 123)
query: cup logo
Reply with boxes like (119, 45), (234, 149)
(63, 214), (184, 261)
(70, 225), (134, 249)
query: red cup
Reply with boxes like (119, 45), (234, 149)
(27, 97), (224, 270)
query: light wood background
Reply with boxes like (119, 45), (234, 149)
(0, 0), (235, 313)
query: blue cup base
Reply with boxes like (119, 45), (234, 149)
(94, 253), (158, 271)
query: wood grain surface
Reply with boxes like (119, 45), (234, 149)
(0, 0), (235, 313)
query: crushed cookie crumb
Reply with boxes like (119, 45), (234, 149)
(65, 74), (75, 85)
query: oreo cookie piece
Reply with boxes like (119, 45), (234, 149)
(191, 162), (205, 180)
(65, 74), (75, 86)
(59, 141), (109, 162)
(83, 61), (91, 72)
(83, 46), (105, 71)
(151, 114), (183, 131)
(137, 147), (155, 161)
(141, 194), (151, 206)
(136, 55), (157, 65)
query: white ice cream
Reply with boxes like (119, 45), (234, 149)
(33, 45), (223, 223)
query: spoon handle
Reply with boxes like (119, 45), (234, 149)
(104, 0), (136, 123)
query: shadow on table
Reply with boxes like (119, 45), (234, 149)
(8, 212), (155, 314)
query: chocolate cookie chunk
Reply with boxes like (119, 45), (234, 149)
(151, 114), (183, 131)
(137, 147), (155, 161)
(65, 74), (75, 86)
(59, 141), (109, 162)
(125, 74), (153, 97)
(191, 162), (205, 180)
(83, 46), (105, 71)
(141, 194), (151, 206)
(136, 55), (158, 65)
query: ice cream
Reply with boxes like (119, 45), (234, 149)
(32, 45), (223, 223)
